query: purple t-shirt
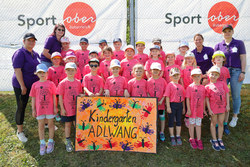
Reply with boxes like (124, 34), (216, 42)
(12, 47), (40, 89)
(192, 46), (214, 74)
(214, 38), (246, 68)
(40, 35), (62, 62)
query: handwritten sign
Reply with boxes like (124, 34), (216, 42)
(75, 96), (157, 153)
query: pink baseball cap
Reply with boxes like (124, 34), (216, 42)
(65, 51), (76, 59)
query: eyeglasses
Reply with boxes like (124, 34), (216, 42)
(90, 64), (98, 68)
(57, 29), (65, 32)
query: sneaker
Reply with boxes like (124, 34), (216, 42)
(159, 132), (165, 142)
(184, 118), (189, 128)
(40, 144), (46, 155)
(196, 139), (204, 150)
(46, 141), (55, 154)
(229, 117), (238, 127)
(45, 125), (58, 131)
(210, 139), (220, 151)
(17, 131), (28, 143)
(189, 138), (197, 149)
(217, 139), (226, 150)
(224, 125), (230, 135)
(55, 114), (61, 122)
(66, 140), (73, 152)
(170, 137), (176, 146)
(176, 136), (182, 145)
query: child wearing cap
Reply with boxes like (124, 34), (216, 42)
(82, 58), (104, 96)
(186, 68), (206, 150)
(29, 64), (57, 155)
(152, 38), (166, 64)
(98, 39), (108, 62)
(164, 67), (185, 146)
(120, 45), (139, 81)
(145, 45), (165, 79)
(147, 62), (167, 141)
(164, 51), (182, 84)
(175, 41), (189, 66)
(75, 38), (90, 77)
(104, 59), (130, 97)
(99, 46), (113, 81)
(134, 40), (149, 65)
(60, 37), (74, 62)
(205, 66), (230, 151)
(82, 51), (99, 76)
(64, 51), (82, 80)
(128, 64), (147, 97)
(112, 38), (125, 61)
(58, 62), (83, 152)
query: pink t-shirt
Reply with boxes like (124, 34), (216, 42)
(175, 54), (184, 66)
(186, 83), (206, 118)
(62, 67), (82, 80)
(181, 66), (196, 89)
(134, 53), (149, 65)
(61, 49), (75, 60)
(208, 66), (230, 83)
(104, 75), (128, 96)
(128, 78), (147, 97)
(164, 82), (185, 103)
(113, 50), (125, 62)
(98, 51), (105, 62)
(58, 78), (82, 116)
(75, 50), (90, 74)
(147, 77), (167, 110)
(30, 80), (56, 117)
(99, 60), (112, 80)
(164, 64), (182, 84)
(160, 50), (166, 63)
(205, 81), (229, 114)
(144, 58), (165, 76)
(121, 58), (139, 81)
(82, 73), (104, 95)
(47, 66), (65, 87)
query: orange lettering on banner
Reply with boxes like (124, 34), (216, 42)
(75, 97), (157, 153)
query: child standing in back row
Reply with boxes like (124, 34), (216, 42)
(99, 46), (113, 81)
(60, 37), (74, 62)
(98, 39), (108, 62)
(112, 38), (125, 61)
(175, 41), (189, 66)
(164, 51), (181, 84)
(82, 50), (99, 76)
(134, 40), (149, 65)
(152, 38), (166, 64)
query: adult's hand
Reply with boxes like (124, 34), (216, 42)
(21, 85), (27, 95)
(238, 73), (245, 82)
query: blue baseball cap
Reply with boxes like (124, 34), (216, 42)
(99, 39), (107, 44)
(80, 37), (89, 44)
(35, 64), (48, 74)
(150, 45), (160, 51)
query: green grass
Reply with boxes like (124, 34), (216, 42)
(0, 85), (250, 167)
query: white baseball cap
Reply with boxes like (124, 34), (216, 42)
(169, 67), (180, 76)
(110, 59), (121, 68)
(35, 64), (48, 74)
(61, 36), (70, 43)
(65, 62), (77, 69)
(185, 51), (195, 58)
(150, 62), (161, 70)
(208, 66), (220, 74)
(179, 41), (189, 48)
(125, 45), (135, 51)
(191, 68), (202, 76)
(51, 52), (62, 59)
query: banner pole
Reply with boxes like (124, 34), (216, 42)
(129, 0), (135, 46)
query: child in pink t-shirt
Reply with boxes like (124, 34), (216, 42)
(82, 50), (99, 77)
(120, 45), (139, 81)
(99, 46), (113, 81)
(128, 64), (147, 97)
(112, 38), (125, 61)
(175, 41), (189, 66)
(164, 51), (181, 84)
(134, 40), (149, 65)
(205, 66), (230, 151)
(63, 51), (82, 80)
(75, 38), (90, 77)
(58, 62), (83, 152)
(164, 67), (185, 146)
(30, 64), (57, 155)
(145, 45), (164, 79)
(147, 62), (167, 142)
(104, 59), (130, 97)
(98, 39), (108, 62)
(186, 68), (206, 150)
(152, 38), (166, 65)
(60, 37), (74, 64)
(83, 58), (104, 96)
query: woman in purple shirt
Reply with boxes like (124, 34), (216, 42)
(40, 23), (65, 67)
(215, 25), (247, 131)
(12, 33), (40, 142)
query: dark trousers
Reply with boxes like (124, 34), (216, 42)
(168, 102), (183, 127)
(13, 87), (31, 125)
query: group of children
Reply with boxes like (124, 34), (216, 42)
(30, 37), (230, 155)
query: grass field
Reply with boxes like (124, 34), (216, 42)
(0, 85), (249, 167)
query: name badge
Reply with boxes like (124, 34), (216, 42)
(232, 47), (238, 53)
(203, 54), (208, 60)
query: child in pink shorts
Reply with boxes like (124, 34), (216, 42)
(30, 64), (57, 155)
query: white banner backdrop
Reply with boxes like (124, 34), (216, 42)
(0, 0), (127, 91)
(135, 0), (250, 83)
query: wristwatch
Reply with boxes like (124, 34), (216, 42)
(241, 71), (245, 74)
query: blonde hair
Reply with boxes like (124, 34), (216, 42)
(166, 53), (175, 66)
(132, 64), (144, 77)
(181, 57), (197, 69)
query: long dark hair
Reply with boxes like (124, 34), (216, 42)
(50, 23), (65, 37)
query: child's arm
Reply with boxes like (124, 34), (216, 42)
(104, 89), (110, 97)
(95, 88), (103, 96)
(160, 71), (164, 78)
(226, 92), (230, 112)
(53, 94), (57, 115)
(124, 89), (130, 98)
(31, 97), (36, 118)
(186, 98), (191, 116)
(84, 87), (94, 97)
(180, 78), (184, 87)
(159, 96), (165, 105)
(145, 71), (150, 79)
(166, 97), (171, 114)
(205, 97), (214, 115)
(59, 95), (66, 116)
(147, 92), (150, 97)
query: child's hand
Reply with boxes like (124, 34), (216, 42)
(79, 94), (85, 97)
(182, 108), (186, 115)
(104, 90), (110, 97)
(124, 90), (130, 98)
(88, 92), (95, 97)
(167, 107), (171, 114)
(158, 101), (162, 105)
(226, 104), (230, 112)
(187, 110), (191, 116)
(95, 93), (101, 96)
(208, 109), (214, 116)
(203, 110), (208, 117)
(61, 108), (66, 116)
(32, 110), (36, 118)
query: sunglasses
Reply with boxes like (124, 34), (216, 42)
(57, 29), (65, 32)
(90, 64), (98, 68)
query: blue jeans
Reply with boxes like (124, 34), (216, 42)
(41, 61), (52, 68)
(227, 67), (243, 115)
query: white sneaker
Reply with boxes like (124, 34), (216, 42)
(17, 131), (28, 143)
(229, 117), (238, 127)
(45, 125), (58, 131)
